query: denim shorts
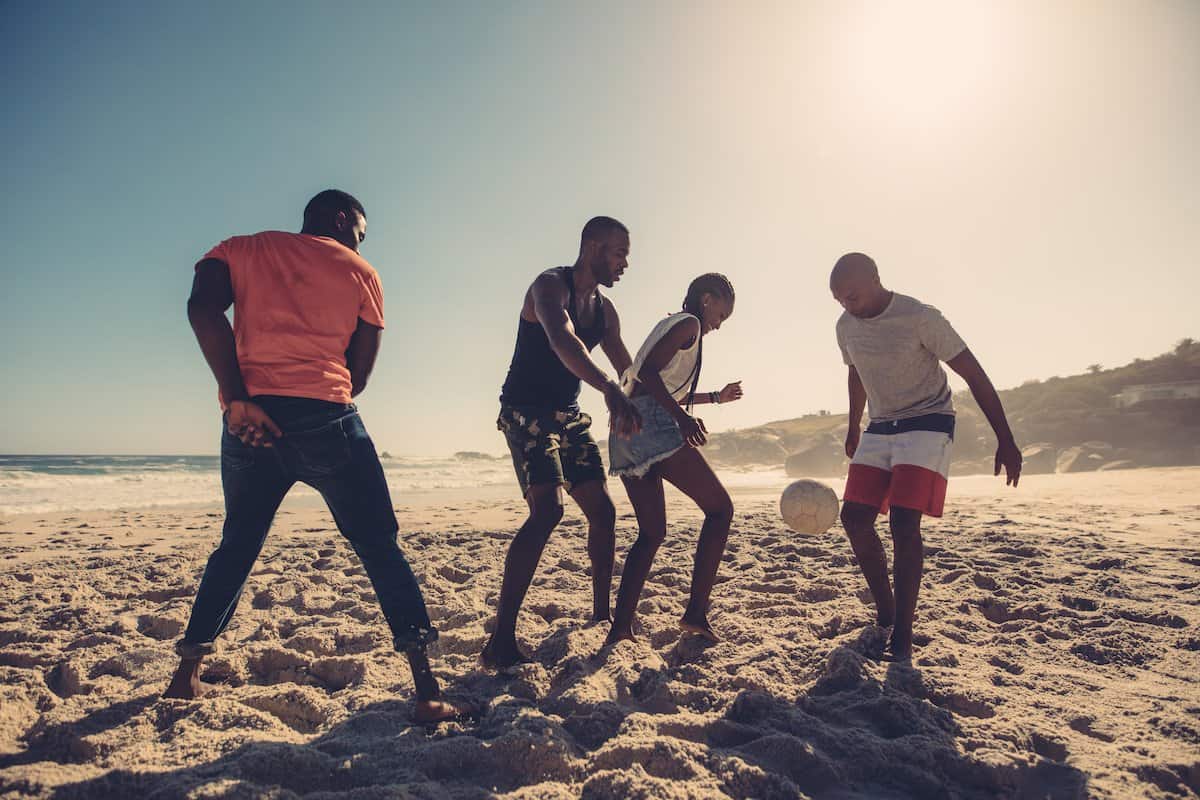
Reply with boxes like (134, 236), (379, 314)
(608, 394), (686, 478)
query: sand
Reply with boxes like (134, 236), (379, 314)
(0, 468), (1197, 799)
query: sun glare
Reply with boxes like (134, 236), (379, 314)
(833, 0), (1019, 137)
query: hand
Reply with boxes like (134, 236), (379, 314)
(604, 383), (642, 439)
(844, 427), (861, 458)
(995, 438), (1022, 487)
(719, 381), (744, 404)
(226, 400), (283, 448)
(678, 414), (708, 447)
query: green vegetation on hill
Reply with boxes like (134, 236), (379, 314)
(707, 339), (1200, 476)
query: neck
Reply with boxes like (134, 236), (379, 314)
(865, 288), (893, 318)
(570, 257), (599, 296)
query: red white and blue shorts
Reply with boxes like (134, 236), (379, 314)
(844, 414), (954, 518)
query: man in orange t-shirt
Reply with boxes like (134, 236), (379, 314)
(164, 190), (467, 723)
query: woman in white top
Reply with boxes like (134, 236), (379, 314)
(607, 273), (743, 644)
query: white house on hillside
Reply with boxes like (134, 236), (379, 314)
(1113, 380), (1200, 408)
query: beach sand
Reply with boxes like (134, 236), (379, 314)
(0, 467), (1197, 799)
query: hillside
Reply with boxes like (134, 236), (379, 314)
(707, 338), (1200, 477)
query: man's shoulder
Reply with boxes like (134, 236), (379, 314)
(531, 266), (570, 297)
(243, 230), (294, 245)
(893, 292), (942, 317)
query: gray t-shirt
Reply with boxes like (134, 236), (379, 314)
(836, 293), (967, 422)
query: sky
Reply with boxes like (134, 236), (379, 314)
(1, 0), (1197, 456)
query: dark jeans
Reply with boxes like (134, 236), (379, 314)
(177, 396), (437, 658)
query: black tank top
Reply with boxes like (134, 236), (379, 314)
(500, 266), (607, 410)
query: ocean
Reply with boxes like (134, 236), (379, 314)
(0, 454), (791, 516)
(0, 453), (515, 516)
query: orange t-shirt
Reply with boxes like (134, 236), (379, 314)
(200, 231), (385, 407)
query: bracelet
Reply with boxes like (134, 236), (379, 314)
(710, 391), (720, 404)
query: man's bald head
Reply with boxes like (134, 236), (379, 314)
(830, 252), (878, 288)
(830, 252), (890, 318)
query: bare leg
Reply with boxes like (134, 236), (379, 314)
(606, 473), (666, 645)
(481, 483), (563, 669)
(658, 447), (734, 642)
(887, 506), (924, 660)
(569, 480), (618, 623)
(840, 501), (895, 628)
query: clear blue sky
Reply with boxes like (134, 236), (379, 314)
(2, 1), (1197, 455)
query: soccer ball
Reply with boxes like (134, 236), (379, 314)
(779, 479), (840, 535)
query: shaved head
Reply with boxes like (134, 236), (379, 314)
(830, 252), (890, 318)
(830, 252), (879, 289)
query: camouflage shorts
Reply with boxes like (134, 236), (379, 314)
(497, 404), (606, 495)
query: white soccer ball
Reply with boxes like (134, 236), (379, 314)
(779, 479), (840, 535)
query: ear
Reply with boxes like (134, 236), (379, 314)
(334, 210), (348, 231)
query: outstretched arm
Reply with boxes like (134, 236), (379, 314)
(345, 318), (382, 397)
(845, 366), (866, 457)
(691, 382), (743, 405)
(187, 258), (280, 446)
(947, 349), (1022, 486)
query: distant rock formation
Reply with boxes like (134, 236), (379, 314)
(454, 451), (499, 461)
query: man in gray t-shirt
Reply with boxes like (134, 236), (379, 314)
(836, 293), (966, 422)
(829, 252), (1022, 662)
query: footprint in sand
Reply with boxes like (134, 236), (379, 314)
(238, 686), (339, 733)
(246, 646), (311, 685)
(136, 613), (184, 640)
(437, 564), (473, 584)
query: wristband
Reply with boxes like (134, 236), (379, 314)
(711, 391), (720, 404)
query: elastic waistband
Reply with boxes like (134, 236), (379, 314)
(866, 413), (956, 438)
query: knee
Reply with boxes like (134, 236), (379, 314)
(890, 512), (923, 546)
(529, 503), (565, 535)
(348, 523), (400, 556)
(637, 525), (668, 549)
(840, 502), (875, 534)
(587, 498), (617, 533)
(705, 493), (734, 527)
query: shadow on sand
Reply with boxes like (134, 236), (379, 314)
(28, 623), (1090, 799)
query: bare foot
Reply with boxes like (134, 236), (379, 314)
(604, 627), (636, 647)
(479, 635), (532, 671)
(162, 659), (210, 699)
(679, 614), (719, 643)
(413, 698), (475, 724)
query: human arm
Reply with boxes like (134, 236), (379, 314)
(947, 349), (1021, 486)
(345, 318), (382, 398)
(635, 316), (707, 446)
(845, 366), (866, 457)
(531, 274), (640, 436)
(690, 382), (743, 405)
(599, 300), (634, 379)
(187, 258), (280, 446)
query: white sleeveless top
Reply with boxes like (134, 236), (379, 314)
(621, 312), (701, 402)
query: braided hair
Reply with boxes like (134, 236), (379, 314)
(679, 273), (735, 411)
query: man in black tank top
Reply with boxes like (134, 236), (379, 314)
(482, 216), (642, 670)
